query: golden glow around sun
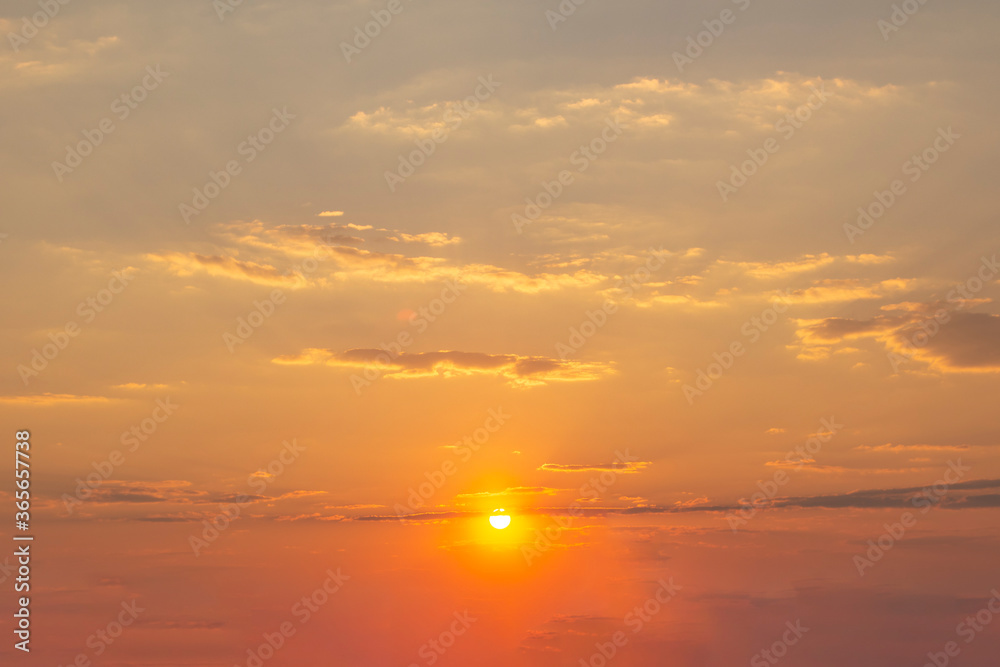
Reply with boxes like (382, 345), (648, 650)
(489, 509), (511, 530)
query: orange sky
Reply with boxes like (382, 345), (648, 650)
(2, 0), (1000, 666)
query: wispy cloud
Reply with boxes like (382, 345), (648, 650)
(273, 348), (615, 386)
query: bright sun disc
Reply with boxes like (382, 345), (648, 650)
(489, 509), (511, 530)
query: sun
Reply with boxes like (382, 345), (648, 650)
(489, 508), (511, 530)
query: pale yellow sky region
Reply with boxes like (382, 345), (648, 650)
(1, 1), (999, 666)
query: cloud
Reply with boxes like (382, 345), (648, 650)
(764, 477), (1000, 510)
(273, 348), (615, 386)
(356, 510), (478, 522)
(132, 513), (207, 523)
(783, 278), (914, 305)
(0, 393), (113, 406)
(216, 220), (366, 255)
(763, 459), (929, 475)
(645, 294), (723, 308)
(146, 220), (607, 294)
(620, 496), (653, 508)
(112, 382), (171, 391)
(147, 252), (305, 288)
(537, 461), (651, 473)
(272, 513), (347, 522)
(948, 494), (1000, 509)
(891, 312), (1000, 373)
(0, 34), (120, 89)
(618, 251), (910, 311)
(794, 302), (1000, 371)
(383, 231), (461, 247)
(856, 443), (972, 453)
(796, 316), (897, 344)
(340, 74), (900, 143)
(764, 459), (851, 473)
(324, 504), (385, 510)
(672, 496), (710, 509)
(58, 481), (319, 510)
(718, 254), (837, 280)
(846, 254), (896, 265)
(71, 480), (210, 506)
(357, 477), (1000, 522)
(456, 486), (561, 498)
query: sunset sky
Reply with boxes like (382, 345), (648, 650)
(2, 0), (999, 665)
